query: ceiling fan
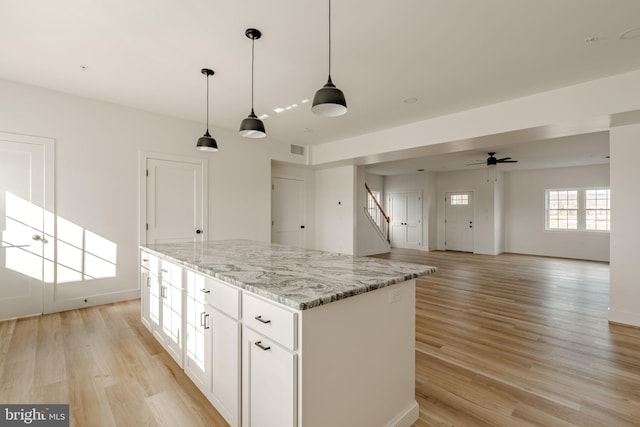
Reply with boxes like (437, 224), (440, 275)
(467, 152), (518, 166)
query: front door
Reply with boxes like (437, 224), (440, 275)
(145, 156), (207, 244)
(445, 192), (474, 252)
(0, 133), (54, 320)
(271, 177), (305, 247)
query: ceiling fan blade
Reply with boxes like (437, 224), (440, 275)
(497, 159), (518, 163)
(498, 157), (512, 161)
(466, 161), (486, 166)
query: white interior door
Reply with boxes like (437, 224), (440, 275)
(445, 192), (474, 252)
(0, 133), (54, 320)
(146, 156), (207, 244)
(389, 192), (422, 249)
(271, 177), (305, 247)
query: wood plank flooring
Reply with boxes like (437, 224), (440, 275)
(372, 249), (640, 427)
(1, 250), (639, 426)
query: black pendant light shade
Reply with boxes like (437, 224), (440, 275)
(312, 0), (347, 117)
(197, 68), (218, 152)
(312, 75), (347, 117)
(239, 28), (266, 138)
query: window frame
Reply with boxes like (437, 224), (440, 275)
(545, 187), (610, 233)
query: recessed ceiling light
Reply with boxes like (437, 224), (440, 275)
(403, 97), (418, 104)
(584, 36), (598, 44)
(417, 168), (424, 172)
(619, 26), (640, 40)
(273, 107), (285, 113)
(80, 65), (89, 71)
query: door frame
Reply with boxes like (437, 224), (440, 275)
(139, 151), (208, 245)
(0, 131), (56, 315)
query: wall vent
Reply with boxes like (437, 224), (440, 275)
(290, 144), (305, 156)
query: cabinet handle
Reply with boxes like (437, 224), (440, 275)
(254, 341), (271, 351)
(146, 276), (151, 288)
(161, 269), (168, 273)
(254, 315), (271, 324)
(200, 288), (211, 294)
(204, 313), (210, 330)
(142, 258), (149, 262)
(161, 286), (167, 298)
(200, 311), (206, 327)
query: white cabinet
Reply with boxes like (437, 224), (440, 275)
(140, 251), (184, 367)
(184, 269), (241, 427)
(184, 270), (210, 391)
(210, 307), (241, 425)
(242, 294), (298, 427)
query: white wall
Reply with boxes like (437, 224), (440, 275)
(383, 173), (436, 251)
(0, 78), (294, 311)
(271, 162), (316, 249)
(314, 165), (356, 254)
(504, 164), (610, 261)
(436, 169), (499, 255)
(609, 124), (640, 326)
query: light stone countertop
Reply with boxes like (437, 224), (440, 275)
(141, 239), (436, 310)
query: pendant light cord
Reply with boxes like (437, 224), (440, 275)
(205, 74), (210, 130)
(328, 0), (332, 76)
(251, 37), (255, 111)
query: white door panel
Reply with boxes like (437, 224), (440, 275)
(146, 157), (206, 244)
(272, 177), (305, 248)
(0, 135), (53, 320)
(445, 192), (474, 252)
(388, 192), (422, 249)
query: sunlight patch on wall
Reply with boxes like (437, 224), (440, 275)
(2, 192), (117, 284)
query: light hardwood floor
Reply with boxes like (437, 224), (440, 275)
(1, 250), (639, 426)
(373, 249), (640, 427)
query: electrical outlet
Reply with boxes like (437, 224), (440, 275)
(389, 288), (401, 303)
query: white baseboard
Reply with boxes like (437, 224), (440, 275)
(609, 308), (640, 327)
(385, 401), (419, 427)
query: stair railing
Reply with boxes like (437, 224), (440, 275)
(365, 183), (391, 243)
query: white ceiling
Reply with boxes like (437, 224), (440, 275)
(1, 0), (638, 167)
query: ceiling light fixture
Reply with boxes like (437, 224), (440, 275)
(312, 0), (347, 117)
(239, 28), (266, 138)
(196, 68), (219, 152)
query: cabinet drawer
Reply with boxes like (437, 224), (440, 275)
(243, 293), (297, 351)
(161, 259), (184, 290)
(205, 277), (241, 320)
(140, 251), (158, 273)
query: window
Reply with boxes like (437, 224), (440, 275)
(547, 190), (578, 230)
(546, 188), (610, 231)
(449, 194), (469, 205)
(585, 188), (610, 231)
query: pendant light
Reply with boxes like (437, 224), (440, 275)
(312, 0), (347, 117)
(196, 68), (219, 151)
(239, 28), (266, 138)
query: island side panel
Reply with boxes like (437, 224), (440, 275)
(299, 280), (418, 427)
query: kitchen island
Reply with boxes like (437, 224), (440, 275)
(140, 240), (436, 427)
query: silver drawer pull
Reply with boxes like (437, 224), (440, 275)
(161, 269), (168, 273)
(146, 276), (151, 288)
(204, 313), (210, 330)
(254, 315), (271, 324)
(161, 286), (167, 298)
(142, 258), (149, 262)
(255, 341), (270, 351)
(200, 288), (211, 294)
(200, 311), (206, 327)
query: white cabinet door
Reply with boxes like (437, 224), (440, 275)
(210, 309), (241, 426)
(153, 260), (184, 366)
(185, 293), (210, 391)
(242, 327), (296, 427)
(140, 268), (152, 331)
